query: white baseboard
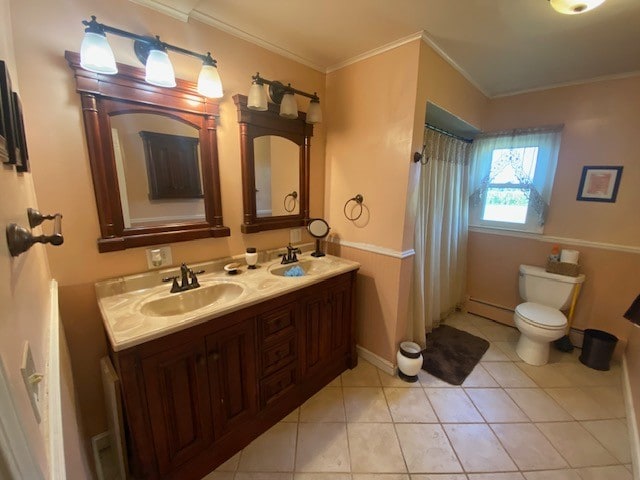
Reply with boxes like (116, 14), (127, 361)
(356, 345), (396, 376)
(623, 356), (640, 480)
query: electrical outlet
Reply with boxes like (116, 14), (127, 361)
(21, 342), (41, 423)
(146, 246), (172, 269)
(290, 228), (302, 243)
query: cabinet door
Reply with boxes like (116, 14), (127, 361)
(301, 280), (352, 375)
(207, 319), (258, 438)
(141, 340), (213, 475)
(301, 290), (332, 375)
(328, 280), (351, 356)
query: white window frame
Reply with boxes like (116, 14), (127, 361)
(469, 128), (562, 235)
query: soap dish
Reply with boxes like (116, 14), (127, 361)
(224, 262), (241, 275)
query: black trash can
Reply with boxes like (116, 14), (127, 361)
(579, 329), (618, 371)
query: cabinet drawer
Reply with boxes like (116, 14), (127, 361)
(259, 303), (296, 343)
(260, 335), (296, 377)
(259, 364), (297, 408)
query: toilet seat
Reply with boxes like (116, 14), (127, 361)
(515, 302), (567, 330)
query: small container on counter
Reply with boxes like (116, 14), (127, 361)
(245, 247), (258, 269)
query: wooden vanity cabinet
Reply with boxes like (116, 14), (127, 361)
(110, 270), (357, 480)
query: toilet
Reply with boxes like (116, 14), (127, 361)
(514, 264), (585, 365)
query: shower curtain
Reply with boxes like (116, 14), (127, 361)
(410, 127), (471, 346)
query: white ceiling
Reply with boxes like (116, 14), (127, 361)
(135, 0), (640, 97)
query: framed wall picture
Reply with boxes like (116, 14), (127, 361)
(0, 60), (14, 164)
(576, 166), (623, 203)
(12, 92), (29, 172)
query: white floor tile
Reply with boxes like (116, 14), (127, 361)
(444, 424), (516, 472)
(395, 423), (462, 473)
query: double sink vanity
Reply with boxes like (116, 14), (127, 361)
(65, 49), (358, 479)
(97, 252), (360, 479)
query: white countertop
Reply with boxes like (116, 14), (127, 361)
(96, 253), (360, 352)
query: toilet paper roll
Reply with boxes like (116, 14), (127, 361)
(560, 249), (579, 264)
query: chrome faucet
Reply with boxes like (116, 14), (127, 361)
(162, 263), (204, 293)
(280, 244), (301, 265)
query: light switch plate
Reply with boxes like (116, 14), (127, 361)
(20, 342), (41, 423)
(146, 246), (172, 269)
(290, 228), (302, 244)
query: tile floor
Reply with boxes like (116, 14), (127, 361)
(203, 312), (633, 480)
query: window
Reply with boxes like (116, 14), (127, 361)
(468, 127), (562, 233)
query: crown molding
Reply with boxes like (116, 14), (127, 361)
(326, 31), (424, 73)
(127, 0), (190, 22)
(189, 10), (325, 72)
(419, 32), (490, 98)
(491, 70), (640, 98)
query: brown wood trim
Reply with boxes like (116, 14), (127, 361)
(233, 94), (312, 233)
(66, 51), (229, 252)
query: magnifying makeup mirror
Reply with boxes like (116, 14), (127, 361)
(307, 218), (330, 257)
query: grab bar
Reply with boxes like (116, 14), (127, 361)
(6, 208), (64, 257)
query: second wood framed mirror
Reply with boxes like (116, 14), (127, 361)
(66, 51), (230, 252)
(233, 94), (312, 233)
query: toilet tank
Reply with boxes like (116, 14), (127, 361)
(519, 264), (585, 310)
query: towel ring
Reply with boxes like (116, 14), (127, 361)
(283, 191), (298, 213)
(343, 194), (364, 221)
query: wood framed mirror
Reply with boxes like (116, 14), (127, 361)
(66, 51), (229, 252)
(233, 94), (312, 233)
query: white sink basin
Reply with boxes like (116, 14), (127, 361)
(140, 283), (244, 317)
(269, 259), (330, 277)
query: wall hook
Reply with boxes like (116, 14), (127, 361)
(6, 208), (64, 257)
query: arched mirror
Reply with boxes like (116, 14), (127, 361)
(66, 51), (229, 251)
(233, 94), (312, 233)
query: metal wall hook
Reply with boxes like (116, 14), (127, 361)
(343, 194), (364, 221)
(6, 209), (64, 257)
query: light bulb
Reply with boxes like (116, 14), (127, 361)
(197, 64), (223, 98)
(279, 92), (298, 119)
(306, 99), (322, 124)
(145, 49), (176, 88)
(549, 0), (606, 14)
(80, 31), (117, 74)
(248, 81), (268, 111)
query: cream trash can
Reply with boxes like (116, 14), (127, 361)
(396, 341), (423, 383)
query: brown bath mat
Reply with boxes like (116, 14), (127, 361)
(422, 324), (490, 385)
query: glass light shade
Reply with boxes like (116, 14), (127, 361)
(197, 64), (223, 98)
(248, 82), (268, 111)
(80, 31), (117, 74)
(145, 49), (176, 88)
(549, 0), (605, 14)
(306, 100), (322, 124)
(279, 92), (298, 119)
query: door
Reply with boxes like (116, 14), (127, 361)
(141, 340), (213, 475)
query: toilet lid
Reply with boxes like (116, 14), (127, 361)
(516, 302), (567, 328)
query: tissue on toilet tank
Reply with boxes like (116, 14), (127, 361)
(560, 249), (579, 264)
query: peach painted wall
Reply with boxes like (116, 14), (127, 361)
(0, 0), (50, 474)
(325, 39), (487, 362)
(467, 75), (640, 354)
(10, 0), (326, 441)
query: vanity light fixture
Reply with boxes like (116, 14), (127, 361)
(548, 0), (606, 15)
(247, 72), (322, 124)
(79, 16), (223, 98)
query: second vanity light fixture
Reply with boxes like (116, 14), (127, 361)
(247, 72), (322, 124)
(79, 16), (223, 98)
